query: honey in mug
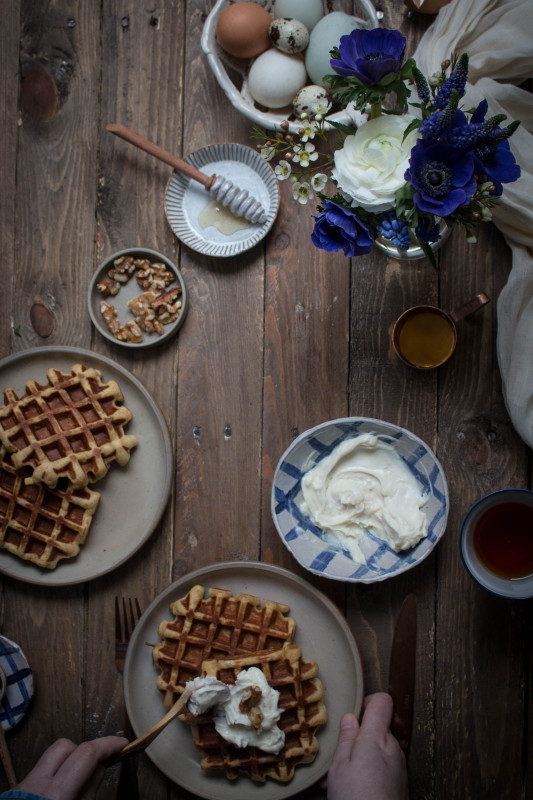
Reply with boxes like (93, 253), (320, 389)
(397, 309), (456, 368)
(472, 502), (533, 579)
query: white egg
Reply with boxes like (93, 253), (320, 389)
(273, 0), (324, 32)
(248, 49), (307, 108)
(269, 18), (309, 54)
(305, 12), (364, 87)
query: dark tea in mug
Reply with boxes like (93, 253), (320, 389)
(472, 501), (533, 579)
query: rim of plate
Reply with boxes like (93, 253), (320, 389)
(164, 142), (279, 257)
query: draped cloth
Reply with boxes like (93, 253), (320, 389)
(413, 0), (533, 449)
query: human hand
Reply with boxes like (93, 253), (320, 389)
(326, 693), (409, 800)
(14, 736), (128, 800)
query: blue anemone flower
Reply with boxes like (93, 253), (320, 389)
(330, 28), (406, 85)
(311, 201), (374, 257)
(405, 140), (477, 216)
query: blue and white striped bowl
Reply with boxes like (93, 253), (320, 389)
(271, 417), (449, 583)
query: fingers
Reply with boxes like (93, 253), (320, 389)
(331, 713), (360, 763)
(22, 738), (78, 779)
(360, 692), (394, 736)
(55, 737), (128, 796)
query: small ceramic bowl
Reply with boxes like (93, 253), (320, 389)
(271, 417), (449, 583)
(88, 248), (187, 349)
(460, 488), (533, 599)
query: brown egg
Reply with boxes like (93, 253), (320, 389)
(404, 0), (452, 13)
(216, 2), (272, 58)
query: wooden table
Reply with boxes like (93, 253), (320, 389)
(1, 2), (531, 798)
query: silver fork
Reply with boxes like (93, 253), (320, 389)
(114, 597), (142, 800)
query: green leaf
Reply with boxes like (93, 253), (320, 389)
(402, 118), (422, 141)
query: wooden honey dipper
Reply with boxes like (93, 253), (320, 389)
(106, 124), (269, 225)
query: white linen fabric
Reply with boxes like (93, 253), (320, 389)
(413, 0), (533, 449)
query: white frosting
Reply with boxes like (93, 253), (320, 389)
(185, 667), (285, 754)
(186, 676), (231, 716)
(299, 433), (428, 564)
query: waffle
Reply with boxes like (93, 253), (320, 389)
(152, 585), (296, 710)
(188, 643), (327, 782)
(0, 446), (100, 569)
(0, 364), (138, 489)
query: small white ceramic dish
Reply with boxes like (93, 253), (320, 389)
(460, 488), (533, 599)
(88, 248), (187, 349)
(201, 0), (380, 134)
(164, 142), (279, 257)
(271, 417), (449, 583)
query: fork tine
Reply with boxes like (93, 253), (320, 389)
(115, 595), (124, 644)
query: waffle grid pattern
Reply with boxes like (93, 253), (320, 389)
(0, 364), (138, 488)
(153, 585), (296, 710)
(0, 446), (100, 569)
(190, 643), (327, 782)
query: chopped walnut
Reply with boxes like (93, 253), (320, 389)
(136, 262), (175, 291)
(128, 291), (164, 335)
(119, 320), (143, 343)
(99, 301), (143, 342)
(108, 255), (136, 283)
(99, 301), (121, 335)
(96, 278), (120, 296)
(239, 686), (264, 733)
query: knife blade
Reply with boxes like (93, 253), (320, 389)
(388, 593), (418, 755)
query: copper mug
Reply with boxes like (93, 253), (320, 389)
(392, 293), (490, 369)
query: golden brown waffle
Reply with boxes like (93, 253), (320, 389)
(188, 643), (327, 782)
(152, 585), (296, 709)
(0, 446), (100, 569)
(0, 364), (138, 488)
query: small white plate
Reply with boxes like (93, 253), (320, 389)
(164, 143), (279, 257)
(88, 248), (188, 350)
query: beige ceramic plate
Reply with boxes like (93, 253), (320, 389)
(123, 561), (363, 800)
(0, 347), (172, 586)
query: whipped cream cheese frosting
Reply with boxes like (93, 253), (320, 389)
(186, 668), (285, 754)
(299, 432), (428, 564)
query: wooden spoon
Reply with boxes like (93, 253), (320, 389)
(0, 666), (17, 788)
(104, 680), (227, 766)
(106, 123), (269, 225)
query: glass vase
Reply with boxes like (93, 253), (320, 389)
(375, 218), (451, 261)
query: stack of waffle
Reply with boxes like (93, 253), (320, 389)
(152, 584), (327, 783)
(0, 364), (137, 569)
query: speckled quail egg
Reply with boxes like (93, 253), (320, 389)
(269, 17), (309, 54)
(292, 85), (331, 118)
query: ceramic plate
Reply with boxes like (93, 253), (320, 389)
(272, 417), (449, 583)
(164, 143), (279, 257)
(123, 561), (363, 800)
(0, 347), (172, 586)
(88, 248), (188, 350)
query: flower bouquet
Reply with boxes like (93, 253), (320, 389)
(252, 27), (521, 265)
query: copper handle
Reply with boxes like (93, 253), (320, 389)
(449, 293), (490, 324)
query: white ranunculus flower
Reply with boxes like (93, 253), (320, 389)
(332, 115), (419, 213)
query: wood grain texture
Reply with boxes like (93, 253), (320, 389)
(0, 1), (531, 798)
